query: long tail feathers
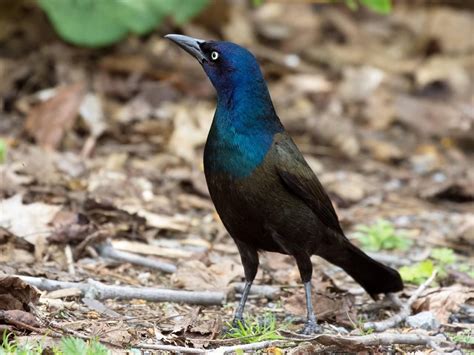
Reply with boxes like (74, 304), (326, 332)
(319, 237), (403, 298)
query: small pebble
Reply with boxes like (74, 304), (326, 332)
(406, 311), (440, 330)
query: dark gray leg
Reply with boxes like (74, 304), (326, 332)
(233, 241), (259, 326)
(302, 281), (320, 334)
(294, 252), (321, 335)
(233, 280), (252, 326)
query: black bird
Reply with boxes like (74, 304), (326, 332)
(166, 34), (403, 334)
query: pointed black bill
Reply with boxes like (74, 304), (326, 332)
(165, 34), (207, 64)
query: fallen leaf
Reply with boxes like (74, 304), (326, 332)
(111, 240), (193, 259)
(413, 285), (474, 323)
(1, 309), (41, 329)
(168, 102), (213, 162)
(0, 194), (62, 244)
(0, 275), (39, 311)
(421, 178), (474, 203)
(24, 83), (85, 150)
(282, 290), (356, 327)
(172, 259), (241, 291)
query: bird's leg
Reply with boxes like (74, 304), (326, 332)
(233, 280), (252, 327)
(232, 241), (259, 328)
(302, 281), (319, 335)
(294, 252), (321, 335)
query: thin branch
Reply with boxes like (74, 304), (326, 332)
(232, 282), (279, 300)
(363, 270), (438, 332)
(135, 343), (207, 353)
(311, 332), (447, 352)
(64, 244), (75, 275)
(97, 242), (177, 273)
(209, 340), (292, 355)
(137, 331), (450, 354)
(17, 275), (224, 305)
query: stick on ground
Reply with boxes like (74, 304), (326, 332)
(97, 242), (177, 273)
(363, 270), (438, 332)
(17, 275), (224, 305)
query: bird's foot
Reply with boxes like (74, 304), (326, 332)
(231, 316), (246, 329)
(299, 319), (321, 335)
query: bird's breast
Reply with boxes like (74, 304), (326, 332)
(204, 124), (274, 179)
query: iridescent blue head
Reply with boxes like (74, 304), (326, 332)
(166, 34), (284, 178)
(165, 34), (271, 107)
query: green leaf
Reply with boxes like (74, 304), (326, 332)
(0, 139), (6, 164)
(354, 219), (411, 252)
(399, 260), (434, 285)
(431, 248), (456, 265)
(38, 0), (209, 47)
(360, 0), (391, 14)
(60, 337), (88, 355)
(345, 0), (358, 10)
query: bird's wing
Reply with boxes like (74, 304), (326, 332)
(274, 133), (344, 235)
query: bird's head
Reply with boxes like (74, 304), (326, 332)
(165, 34), (266, 101)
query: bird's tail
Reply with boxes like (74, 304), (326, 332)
(318, 237), (403, 298)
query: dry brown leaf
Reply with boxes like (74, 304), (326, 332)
(412, 285), (474, 323)
(0, 275), (39, 311)
(1, 309), (41, 329)
(0, 194), (62, 244)
(172, 259), (241, 291)
(283, 290), (356, 327)
(168, 102), (213, 162)
(111, 240), (193, 259)
(24, 83), (85, 149)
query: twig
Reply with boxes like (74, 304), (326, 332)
(137, 331), (450, 354)
(97, 242), (177, 274)
(0, 311), (47, 335)
(363, 270), (438, 332)
(310, 332), (447, 352)
(64, 244), (75, 275)
(209, 340), (291, 355)
(232, 282), (279, 300)
(135, 343), (206, 353)
(17, 275), (225, 305)
(73, 230), (108, 259)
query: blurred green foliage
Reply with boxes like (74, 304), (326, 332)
(346, 0), (392, 14)
(399, 260), (435, 285)
(0, 139), (6, 164)
(37, 0), (391, 47)
(399, 247), (458, 285)
(38, 0), (208, 47)
(354, 219), (411, 252)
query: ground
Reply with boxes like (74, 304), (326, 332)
(0, 1), (473, 353)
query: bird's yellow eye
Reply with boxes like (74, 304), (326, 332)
(211, 51), (219, 61)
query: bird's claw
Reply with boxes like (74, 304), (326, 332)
(231, 317), (245, 329)
(300, 319), (321, 335)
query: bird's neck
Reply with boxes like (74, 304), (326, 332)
(205, 80), (283, 179)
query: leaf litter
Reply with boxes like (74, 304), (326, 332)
(0, 1), (473, 353)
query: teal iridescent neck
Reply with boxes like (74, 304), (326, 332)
(204, 76), (283, 179)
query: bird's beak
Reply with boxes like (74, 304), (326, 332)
(165, 34), (207, 64)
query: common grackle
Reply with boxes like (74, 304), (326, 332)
(166, 34), (403, 334)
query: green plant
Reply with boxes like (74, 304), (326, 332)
(459, 263), (474, 278)
(354, 220), (411, 252)
(0, 333), (109, 355)
(0, 332), (46, 355)
(0, 139), (6, 164)
(60, 337), (109, 355)
(38, 0), (209, 47)
(225, 313), (284, 344)
(344, 0), (391, 14)
(399, 248), (458, 285)
(449, 329), (474, 345)
(399, 260), (435, 285)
